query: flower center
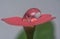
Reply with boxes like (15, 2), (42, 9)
(31, 18), (37, 22)
(23, 12), (41, 22)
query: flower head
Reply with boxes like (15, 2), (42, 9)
(1, 8), (55, 27)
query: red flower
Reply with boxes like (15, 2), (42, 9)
(1, 8), (55, 27)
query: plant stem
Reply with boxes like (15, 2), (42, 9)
(24, 26), (35, 39)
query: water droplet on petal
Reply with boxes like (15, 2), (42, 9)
(35, 12), (41, 18)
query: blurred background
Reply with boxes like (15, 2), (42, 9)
(0, 0), (60, 39)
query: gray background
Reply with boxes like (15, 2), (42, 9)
(0, 0), (60, 39)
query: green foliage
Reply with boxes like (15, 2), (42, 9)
(16, 22), (54, 39)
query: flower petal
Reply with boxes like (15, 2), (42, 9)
(1, 17), (22, 26)
(1, 17), (34, 26)
(30, 14), (56, 26)
(1, 14), (55, 27)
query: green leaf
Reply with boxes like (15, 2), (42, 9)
(16, 22), (55, 39)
